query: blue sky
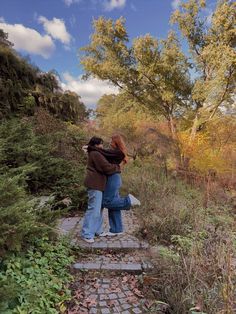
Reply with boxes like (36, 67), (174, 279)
(0, 0), (216, 107)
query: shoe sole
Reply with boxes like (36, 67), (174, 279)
(82, 238), (94, 243)
(107, 233), (124, 237)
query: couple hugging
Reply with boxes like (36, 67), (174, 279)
(81, 135), (141, 243)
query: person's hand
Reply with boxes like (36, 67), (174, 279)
(82, 145), (88, 154)
(119, 163), (124, 171)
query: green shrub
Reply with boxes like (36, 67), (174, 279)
(0, 118), (87, 209)
(0, 237), (74, 314)
(0, 172), (57, 256)
(0, 116), (87, 253)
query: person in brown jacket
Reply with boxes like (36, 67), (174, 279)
(87, 135), (141, 236)
(81, 136), (120, 243)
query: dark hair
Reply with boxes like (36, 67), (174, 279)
(88, 136), (103, 146)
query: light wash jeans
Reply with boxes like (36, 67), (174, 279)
(102, 173), (131, 233)
(81, 189), (103, 239)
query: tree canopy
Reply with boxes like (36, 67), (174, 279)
(82, 0), (236, 175)
(81, 0), (235, 139)
(81, 17), (192, 137)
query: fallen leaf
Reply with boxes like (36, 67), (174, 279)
(126, 296), (138, 304)
(93, 283), (100, 289)
(74, 289), (84, 300)
(144, 300), (155, 309)
(111, 279), (119, 286)
(83, 297), (97, 308)
(67, 305), (88, 314)
(133, 288), (144, 298)
(122, 275), (129, 283)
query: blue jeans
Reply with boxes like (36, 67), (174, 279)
(81, 189), (103, 239)
(103, 173), (131, 233)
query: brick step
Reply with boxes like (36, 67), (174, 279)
(72, 251), (153, 274)
(73, 261), (153, 274)
(74, 239), (149, 251)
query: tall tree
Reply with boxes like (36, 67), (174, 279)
(172, 0), (236, 141)
(81, 17), (192, 138)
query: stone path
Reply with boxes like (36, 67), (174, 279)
(67, 275), (152, 314)
(73, 251), (153, 273)
(59, 211), (147, 250)
(58, 210), (155, 314)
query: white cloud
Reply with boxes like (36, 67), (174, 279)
(0, 17), (5, 22)
(61, 72), (119, 108)
(38, 16), (71, 45)
(63, 0), (81, 7)
(104, 0), (126, 11)
(0, 21), (55, 58)
(171, 0), (181, 10)
(63, 0), (126, 11)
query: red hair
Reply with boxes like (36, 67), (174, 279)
(111, 134), (128, 164)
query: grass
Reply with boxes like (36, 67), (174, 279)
(122, 159), (236, 313)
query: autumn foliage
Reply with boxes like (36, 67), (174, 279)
(81, 0), (236, 196)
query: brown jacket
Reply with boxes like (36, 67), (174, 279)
(84, 150), (120, 191)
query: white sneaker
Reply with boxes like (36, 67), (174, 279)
(128, 194), (141, 206)
(82, 237), (94, 243)
(97, 232), (108, 237)
(106, 231), (124, 236)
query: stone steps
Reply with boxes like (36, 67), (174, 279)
(75, 239), (149, 251)
(73, 262), (142, 273)
(58, 214), (150, 251)
(72, 250), (153, 274)
(58, 211), (155, 313)
(73, 261), (153, 274)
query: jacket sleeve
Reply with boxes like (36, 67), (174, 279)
(91, 151), (120, 175)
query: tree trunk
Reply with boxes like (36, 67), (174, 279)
(189, 112), (199, 144)
(168, 114), (177, 140)
(167, 114), (182, 168)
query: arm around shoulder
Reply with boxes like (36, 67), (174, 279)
(91, 151), (120, 175)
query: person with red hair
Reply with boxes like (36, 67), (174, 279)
(81, 136), (121, 243)
(86, 134), (140, 236)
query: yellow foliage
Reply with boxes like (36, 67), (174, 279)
(179, 117), (236, 175)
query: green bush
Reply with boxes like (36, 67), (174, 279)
(0, 117), (86, 254)
(0, 172), (57, 256)
(0, 118), (87, 209)
(0, 237), (74, 314)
